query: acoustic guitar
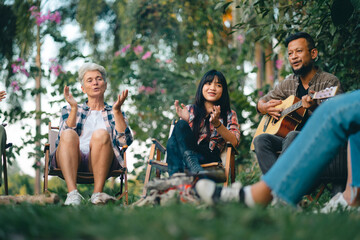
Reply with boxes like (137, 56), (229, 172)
(250, 86), (339, 151)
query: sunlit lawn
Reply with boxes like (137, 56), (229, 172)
(1, 170), (358, 239)
(1, 195), (360, 240)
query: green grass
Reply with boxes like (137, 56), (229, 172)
(1, 201), (360, 240)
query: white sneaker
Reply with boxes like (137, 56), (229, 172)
(90, 192), (116, 205)
(195, 179), (243, 205)
(64, 189), (84, 206)
(220, 182), (242, 202)
(195, 179), (217, 205)
(320, 193), (349, 213)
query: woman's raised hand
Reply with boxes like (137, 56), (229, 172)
(64, 86), (77, 108)
(113, 89), (128, 113)
(174, 100), (190, 122)
(210, 105), (221, 127)
(0, 91), (6, 102)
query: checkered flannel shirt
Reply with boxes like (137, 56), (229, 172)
(54, 101), (133, 167)
(187, 105), (240, 152)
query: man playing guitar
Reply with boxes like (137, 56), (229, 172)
(254, 32), (342, 174)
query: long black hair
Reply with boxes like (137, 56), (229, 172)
(192, 69), (231, 140)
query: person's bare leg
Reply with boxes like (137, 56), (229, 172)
(56, 129), (81, 192)
(89, 129), (114, 193)
(250, 181), (273, 206)
(342, 142), (360, 206)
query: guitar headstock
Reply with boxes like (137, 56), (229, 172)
(313, 86), (339, 100)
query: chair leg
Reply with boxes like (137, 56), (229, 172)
(119, 175), (124, 195)
(223, 146), (232, 187)
(230, 153), (235, 183)
(142, 163), (152, 197)
(43, 149), (50, 193)
(142, 143), (156, 197)
(155, 149), (161, 178)
(124, 169), (128, 205)
(2, 152), (8, 195)
(116, 172), (129, 205)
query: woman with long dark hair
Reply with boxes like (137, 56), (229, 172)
(166, 69), (240, 176)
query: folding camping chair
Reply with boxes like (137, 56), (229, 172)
(43, 122), (129, 204)
(1, 123), (12, 195)
(142, 120), (238, 197)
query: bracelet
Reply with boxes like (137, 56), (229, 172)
(214, 122), (222, 128)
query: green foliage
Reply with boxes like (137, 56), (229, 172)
(2, 0), (359, 187)
(226, 0), (360, 91)
(1, 203), (360, 239)
(0, 173), (34, 195)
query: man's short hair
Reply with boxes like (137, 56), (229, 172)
(284, 32), (316, 50)
(78, 62), (107, 85)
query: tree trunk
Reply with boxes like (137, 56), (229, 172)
(255, 42), (264, 89)
(265, 42), (274, 87)
(34, 23), (42, 195)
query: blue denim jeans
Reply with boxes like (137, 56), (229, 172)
(350, 132), (360, 187)
(263, 90), (360, 206)
(166, 120), (221, 175)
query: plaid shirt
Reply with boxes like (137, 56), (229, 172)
(187, 105), (240, 152)
(54, 101), (133, 167)
(259, 68), (342, 106)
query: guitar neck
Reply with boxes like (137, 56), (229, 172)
(279, 86), (338, 118)
(280, 93), (313, 117)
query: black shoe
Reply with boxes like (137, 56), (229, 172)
(183, 150), (203, 174)
(196, 169), (226, 183)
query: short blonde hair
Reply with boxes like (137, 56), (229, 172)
(78, 62), (107, 85)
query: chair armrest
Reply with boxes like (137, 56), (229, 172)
(226, 142), (239, 155)
(120, 145), (128, 155)
(151, 138), (166, 154)
(44, 143), (50, 153)
(148, 159), (168, 172)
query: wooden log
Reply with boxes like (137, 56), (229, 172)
(0, 193), (60, 205)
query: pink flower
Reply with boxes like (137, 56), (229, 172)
(114, 51), (121, 57)
(138, 86), (146, 93)
(49, 11), (61, 24)
(49, 59), (65, 77)
(29, 6), (38, 12)
(121, 44), (131, 53)
(29, 7), (61, 26)
(237, 35), (245, 44)
(11, 64), (20, 73)
(145, 86), (155, 94)
(141, 51), (152, 60)
(160, 89), (166, 94)
(15, 58), (25, 65)
(276, 59), (283, 70)
(165, 59), (172, 64)
(50, 65), (64, 77)
(133, 45), (144, 55)
(12, 58), (29, 77)
(20, 69), (30, 77)
(156, 59), (161, 63)
(11, 81), (20, 92)
(152, 79), (157, 86)
(258, 91), (263, 97)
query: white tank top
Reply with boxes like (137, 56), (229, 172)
(79, 110), (107, 154)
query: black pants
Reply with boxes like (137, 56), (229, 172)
(253, 131), (299, 174)
(166, 120), (221, 175)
